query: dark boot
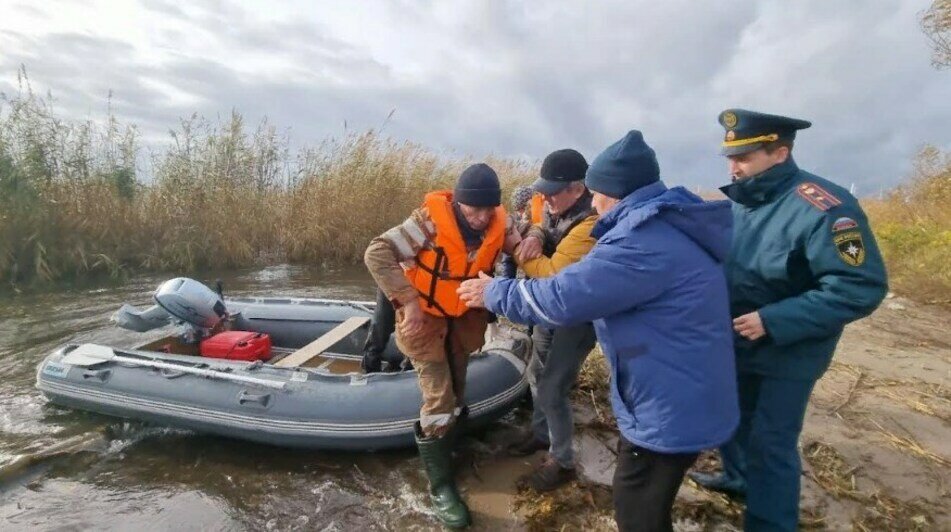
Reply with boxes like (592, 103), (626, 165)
(361, 288), (395, 374)
(448, 407), (469, 470)
(415, 422), (471, 528)
(452, 406), (469, 443)
(506, 431), (549, 457)
(522, 456), (575, 492)
(360, 351), (383, 373)
(687, 471), (746, 499)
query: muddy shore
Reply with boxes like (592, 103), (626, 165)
(456, 295), (950, 531)
(1, 272), (946, 530)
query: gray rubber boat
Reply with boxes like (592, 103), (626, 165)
(36, 284), (530, 451)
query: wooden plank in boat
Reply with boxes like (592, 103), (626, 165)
(325, 358), (362, 373)
(274, 317), (369, 368)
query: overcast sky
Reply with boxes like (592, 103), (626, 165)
(1, 0), (948, 193)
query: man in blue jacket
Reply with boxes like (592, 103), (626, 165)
(458, 130), (739, 532)
(689, 110), (888, 531)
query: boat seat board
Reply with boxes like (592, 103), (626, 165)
(274, 317), (370, 368)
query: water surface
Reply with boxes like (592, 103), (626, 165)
(0, 265), (522, 531)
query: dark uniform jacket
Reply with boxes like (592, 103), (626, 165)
(720, 159), (888, 380)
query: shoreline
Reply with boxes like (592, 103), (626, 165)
(453, 295), (950, 530)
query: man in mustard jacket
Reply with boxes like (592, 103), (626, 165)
(506, 149), (600, 491)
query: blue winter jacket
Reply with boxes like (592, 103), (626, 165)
(484, 181), (740, 453)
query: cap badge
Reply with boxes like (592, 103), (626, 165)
(723, 112), (738, 128)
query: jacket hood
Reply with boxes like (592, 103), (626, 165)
(593, 181), (733, 263)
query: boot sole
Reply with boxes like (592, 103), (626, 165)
(436, 517), (472, 529)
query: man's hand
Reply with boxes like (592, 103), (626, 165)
(733, 311), (766, 341)
(458, 271), (492, 308)
(399, 300), (427, 337)
(516, 236), (543, 262)
(502, 228), (523, 255)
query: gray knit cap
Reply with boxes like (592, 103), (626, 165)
(511, 185), (534, 211)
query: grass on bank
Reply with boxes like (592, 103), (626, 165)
(1, 75), (949, 306)
(863, 145), (951, 306)
(0, 80), (533, 289)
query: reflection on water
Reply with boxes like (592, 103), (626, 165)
(0, 265), (518, 530)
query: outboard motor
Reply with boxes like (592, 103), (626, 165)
(112, 277), (228, 336)
(154, 277), (227, 329)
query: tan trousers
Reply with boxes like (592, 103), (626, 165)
(395, 307), (489, 437)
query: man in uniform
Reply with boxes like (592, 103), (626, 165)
(364, 163), (520, 528)
(505, 149), (599, 492)
(690, 109), (889, 531)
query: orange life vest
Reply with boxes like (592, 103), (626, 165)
(530, 193), (545, 225)
(404, 191), (506, 317)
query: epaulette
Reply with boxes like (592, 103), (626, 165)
(796, 182), (841, 211)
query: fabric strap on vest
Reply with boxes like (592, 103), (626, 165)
(404, 190), (505, 318)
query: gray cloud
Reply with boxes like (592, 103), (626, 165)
(1, 0), (948, 193)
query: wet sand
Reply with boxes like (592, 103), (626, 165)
(456, 295), (950, 530)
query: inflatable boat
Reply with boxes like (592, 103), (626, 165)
(36, 278), (530, 450)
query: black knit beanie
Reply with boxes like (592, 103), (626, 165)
(454, 163), (502, 207)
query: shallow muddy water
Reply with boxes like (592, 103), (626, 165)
(0, 265), (533, 531)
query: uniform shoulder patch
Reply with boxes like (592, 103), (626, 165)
(830, 215), (865, 266)
(833, 230), (865, 266)
(831, 217), (858, 232)
(796, 182), (842, 211)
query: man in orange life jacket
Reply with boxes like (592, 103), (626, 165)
(364, 163), (523, 528)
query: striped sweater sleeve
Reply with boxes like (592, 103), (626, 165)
(363, 208), (435, 306)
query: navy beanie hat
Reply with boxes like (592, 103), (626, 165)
(454, 163), (502, 207)
(585, 130), (660, 199)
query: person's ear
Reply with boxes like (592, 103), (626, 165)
(776, 146), (790, 163)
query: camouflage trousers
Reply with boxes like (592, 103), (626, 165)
(395, 307), (489, 438)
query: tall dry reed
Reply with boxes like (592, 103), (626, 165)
(0, 75), (535, 289)
(6, 72), (946, 304)
(0, 71), (139, 284)
(865, 146), (951, 306)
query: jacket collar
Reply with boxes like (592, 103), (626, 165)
(546, 189), (593, 226)
(592, 181), (668, 237)
(541, 189), (595, 254)
(625, 180), (668, 204)
(719, 158), (799, 207)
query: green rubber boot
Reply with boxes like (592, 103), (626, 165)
(415, 422), (472, 528)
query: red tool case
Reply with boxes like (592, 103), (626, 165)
(200, 331), (272, 361)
